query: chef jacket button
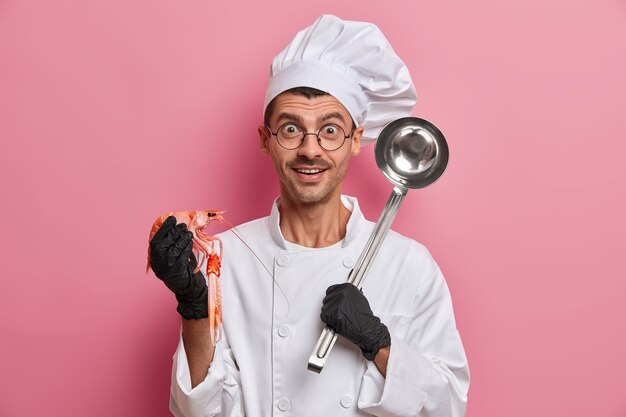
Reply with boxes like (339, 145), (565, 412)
(342, 257), (354, 268)
(340, 395), (353, 408)
(278, 324), (290, 338)
(277, 255), (291, 267)
(277, 398), (291, 412)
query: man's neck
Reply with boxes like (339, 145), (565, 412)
(278, 192), (352, 248)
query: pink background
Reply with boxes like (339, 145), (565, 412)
(1, 0), (625, 416)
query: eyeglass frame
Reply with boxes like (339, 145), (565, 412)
(264, 122), (356, 151)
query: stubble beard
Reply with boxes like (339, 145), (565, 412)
(281, 159), (350, 206)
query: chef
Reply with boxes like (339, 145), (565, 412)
(149, 14), (469, 417)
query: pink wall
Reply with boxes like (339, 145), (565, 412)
(1, 0), (625, 415)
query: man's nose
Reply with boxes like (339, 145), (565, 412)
(297, 133), (324, 158)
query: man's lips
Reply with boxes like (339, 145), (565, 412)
(293, 167), (327, 174)
(291, 166), (328, 182)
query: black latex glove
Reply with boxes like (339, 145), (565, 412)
(149, 216), (208, 320)
(320, 283), (391, 361)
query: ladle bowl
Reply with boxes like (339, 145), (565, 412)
(375, 117), (449, 190)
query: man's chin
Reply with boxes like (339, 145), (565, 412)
(286, 185), (334, 206)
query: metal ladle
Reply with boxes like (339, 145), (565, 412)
(307, 117), (450, 373)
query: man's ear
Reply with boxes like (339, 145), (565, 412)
(350, 127), (364, 156)
(259, 125), (270, 155)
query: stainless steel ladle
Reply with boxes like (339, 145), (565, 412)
(307, 117), (450, 373)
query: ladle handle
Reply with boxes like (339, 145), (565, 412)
(307, 186), (408, 373)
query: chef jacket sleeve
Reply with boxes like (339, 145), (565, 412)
(170, 327), (244, 417)
(357, 244), (470, 417)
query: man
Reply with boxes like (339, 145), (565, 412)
(149, 15), (469, 417)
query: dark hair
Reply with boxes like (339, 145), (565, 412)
(263, 86), (329, 125)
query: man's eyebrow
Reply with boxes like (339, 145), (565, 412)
(320, 112), (346, 123)
(276, 112), (304, 124)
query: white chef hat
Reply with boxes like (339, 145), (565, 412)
(263, 14), (417, 143)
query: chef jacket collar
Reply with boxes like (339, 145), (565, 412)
(269, 195), (367, 250)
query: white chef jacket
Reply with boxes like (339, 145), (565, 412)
(170, 195), (469, 417)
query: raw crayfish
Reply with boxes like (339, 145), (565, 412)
(146, 210), (224, 345)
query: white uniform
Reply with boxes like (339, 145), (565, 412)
(170, 196), (469, 417)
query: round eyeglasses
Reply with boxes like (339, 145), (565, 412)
(265, 122), (355, 151)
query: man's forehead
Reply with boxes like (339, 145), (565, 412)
(275, 110), (348, 124)
(271, 93), (352, 122)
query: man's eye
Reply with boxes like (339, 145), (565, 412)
(281, 124), (300, 134)
(322, 125), (339, 136)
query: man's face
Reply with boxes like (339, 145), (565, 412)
(259, 93), (363, 206)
